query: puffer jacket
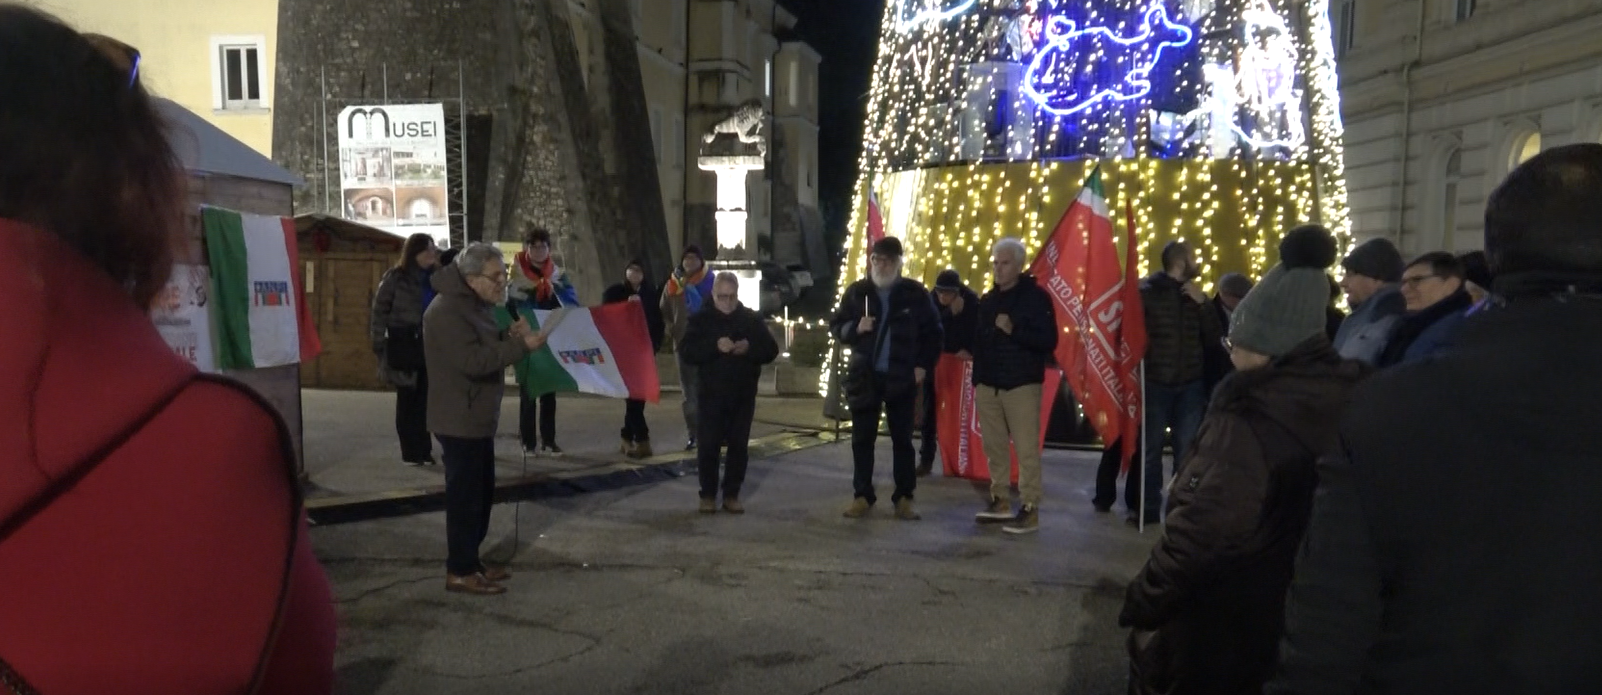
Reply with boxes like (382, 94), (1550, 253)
(1332, 284), (1404, 365)
(370, 265), (431, 387)
(971, 274), (1059, 390)
(1120, 337), (1368, 695)
(830, 276), (942, 408)
(1141, 272), (1222, 387)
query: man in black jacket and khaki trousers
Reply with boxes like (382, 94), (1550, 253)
(971, 238), (1059, 535)
(831, 237), (942, 521)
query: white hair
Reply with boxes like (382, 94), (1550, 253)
(455, 242), (504, 276)
(992, 238), (1027, 263)
(714, 271), (741, 289)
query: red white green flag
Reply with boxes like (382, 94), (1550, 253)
(201, 207), (321, 369)
(497, 302), (660, 403)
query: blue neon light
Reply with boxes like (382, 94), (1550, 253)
(895, 0), (978, 33)
(1021, 4), (1195, 117)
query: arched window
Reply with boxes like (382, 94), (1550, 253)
(1442, 149), (1462, 247)
(1510, 130), (1542, 170)
(409, 198), (434, 220)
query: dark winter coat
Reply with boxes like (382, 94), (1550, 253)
(680, 303), (780, 403)
(602, 279), (666, 353)
(971, 274), (1059, 390)
(1375, 289), (1472, 368)
(1266, 295), (1602, 695)
(1141, 273), (1223, 387)
(371, 266), (433, 387)
(830, 277), (942, 408)
(1332, 284), (1404, 364)
(1203, 296), (1235, 394)
(1121, 337), (1368, 695)
(939, 285), (982, 354)
(423, 264), (532, 438)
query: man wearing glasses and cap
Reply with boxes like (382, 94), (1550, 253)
(918, 269), (980, 476)
(831, 237), (943, 521)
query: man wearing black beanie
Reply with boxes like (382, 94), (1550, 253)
(1332, 238), (1406, 364)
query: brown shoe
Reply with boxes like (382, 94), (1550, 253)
(482, 565), (512, 582)
(620, 438), (636, 456)
(894, 498), (921, 521)
(446, 572), (506, 595)
(699, 497), (718, 514)
(1003, 505), (1040, 535)
(842, 497), (871, 518)
(722, 496), (745, 514)
(632, 439), (653, 459)
(976, 496), (1012, 523)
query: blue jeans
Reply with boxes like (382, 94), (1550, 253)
(1138, 380), (1207, 518)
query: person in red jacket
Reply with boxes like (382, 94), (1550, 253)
(0, 6), (337, 693)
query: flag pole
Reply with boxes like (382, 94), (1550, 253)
(1139, 359), (1147, 534)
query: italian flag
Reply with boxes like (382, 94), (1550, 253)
(201, 207), (322, 370)
(498, 302), (661, 403)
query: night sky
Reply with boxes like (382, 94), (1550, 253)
(779, 0), (883, 243)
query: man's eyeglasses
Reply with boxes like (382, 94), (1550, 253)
(477, 270), (509, 285)
(1400, 274), (1439, 289)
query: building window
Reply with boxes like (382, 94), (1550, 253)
(211, 35), (268, 111)
(1333, 0), (1355, 58)
(1510, 131), (1542, 170)
(1455, 0), (1476, 22)
(1442, 149), (1462, 244)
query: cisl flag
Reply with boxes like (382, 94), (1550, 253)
(201, 207), (322, 369)
(1115, 201), (1149, 470)
(1029, 167), (1130, 448)
(498, 302), (661, 403)
(935, 356), (1062, 482)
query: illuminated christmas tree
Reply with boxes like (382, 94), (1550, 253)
(838, 0), (1351, 291)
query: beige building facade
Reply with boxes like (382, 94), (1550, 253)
(1336, 0), (1602, 255)
(31, 0), (279, 157)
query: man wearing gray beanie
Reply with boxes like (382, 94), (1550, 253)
(1121, 225), (1368, 694)
(1332, 237), (1406, 364)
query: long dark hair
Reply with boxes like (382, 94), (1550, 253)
(397, 233), (435, 271)
(0, 5), (187, 308)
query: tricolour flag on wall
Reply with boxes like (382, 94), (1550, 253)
(498, 302), (660, 403)
(201, 207), (322, 370)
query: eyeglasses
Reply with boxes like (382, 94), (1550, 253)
(713, 293), (738, 302)
(1400, 274), (1440, 289)
(476, 270), (509, 285)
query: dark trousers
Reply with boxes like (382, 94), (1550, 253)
(440, 435), (496, 577)
(1141, 380), (1207, 517)
(918, 377), (938, 465)
(621, 399), (649, 442)
(851, 374), (918, 505)
(519, 389), (557, 449)
(697, 390), (756, 499)
(1093, 437), (1143, 511)
(396, 369), (432, 462)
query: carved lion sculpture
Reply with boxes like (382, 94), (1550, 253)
(702, 100), (767, 155)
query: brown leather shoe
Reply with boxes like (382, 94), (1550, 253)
(482, 565), (512, 582)
(446, 572), (506, 595)
(722, 496), (745, 514)
(699, 497), (718, 514)
(633, 439), (653, 458)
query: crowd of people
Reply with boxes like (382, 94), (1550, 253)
(8, 4), (1602, 691)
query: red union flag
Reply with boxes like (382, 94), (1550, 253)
(935, 356), (1062, 482)
(1030, 168), (1130, 447)
(866, 190), (885, 246)
(1116, 201), (1149, 470)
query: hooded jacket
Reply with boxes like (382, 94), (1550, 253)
(971, 274), (1059, 390)
(424, 263), (532, 438)
(0, 221), (335, 694)
(1121, 337), (1368, 695)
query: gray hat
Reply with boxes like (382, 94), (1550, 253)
(1230, 226), (1338, 358)
(1341, 237), (1404, 283)
(934, 269), (963, 291)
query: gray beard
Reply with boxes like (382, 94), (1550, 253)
(871, 268), (899, 288)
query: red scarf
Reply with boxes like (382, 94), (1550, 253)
(664, 266), (708, 297)
(516, 251), (558, 302)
